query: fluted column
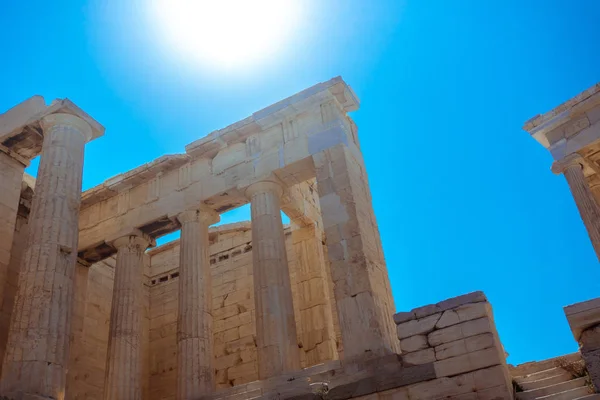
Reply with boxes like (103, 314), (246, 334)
(246, 180), (300, 379)
(553, 154), (600, 260)
(103, 232), (153, 400)
(0, 114), (93, 399)
(176, 207), (219, 399)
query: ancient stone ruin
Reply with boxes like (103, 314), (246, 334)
(0, 77), (598, 400)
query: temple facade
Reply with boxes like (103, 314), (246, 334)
(0, 77), (597, 400)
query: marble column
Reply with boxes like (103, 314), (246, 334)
(246, 180), (300, 379)
(104, 232), (152, 400)
(176, 207), (219, 399)
(552, 154), (600, 260)
(0, 113), (93, 399)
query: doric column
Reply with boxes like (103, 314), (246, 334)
(246, 180), (300, 379)
(0, 113), (93, 399)
(552, 154), (600, 260)
(104, 232), (153, 400)
(176, 207), (219, 399)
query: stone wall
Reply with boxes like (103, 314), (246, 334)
(205, 291), (513, 400)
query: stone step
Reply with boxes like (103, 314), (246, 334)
(517, 377), (587, 400)
(573, 395), (600, 400)
(511, 353), (582, 378)
(515, 368), (575, 384)
(536, 386), (592, 400)
(520, 371), (574, 391)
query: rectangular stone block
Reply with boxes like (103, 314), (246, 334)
(411, 292), (487, 320)
(428, 318), (493, 347)
(407, 373), (475, 400)
(565, 297), (600, 341)
(435, 333), (495, 361)
(436, 302), (491, 329)
(397, 313), (441, 340)
(402, 348), (436, 366)
(399, 335), (429, 353)
(434, 347), (503, 378)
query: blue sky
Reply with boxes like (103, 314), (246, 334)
(1, 1), (599, 365)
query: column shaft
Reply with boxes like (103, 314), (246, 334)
(563, 164), (600, 260)
(1, 114), (92, 399)
(247, 181), (300, 379)
(103, 234), (149, 400)
(176, 209), (218, 399)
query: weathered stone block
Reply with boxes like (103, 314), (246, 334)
(402, 348), (436, 366)
(435, 333), (495, 361)
(409, 292), (487, 320)
(433, 347), (503, 378)
(393, 312), (416, 325)
(407, 373), (475, 400)
(436, 302), (491, 329)
(583, 347), (600, 391)
(400, 335), (429, 353)
(397, 313), (441, 340)
(581, 324), (600, 352)
(428, 318), (493, 347)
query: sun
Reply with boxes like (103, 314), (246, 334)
(152, 0), (302, 69)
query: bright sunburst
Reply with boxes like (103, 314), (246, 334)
(152, 0), (302, 69)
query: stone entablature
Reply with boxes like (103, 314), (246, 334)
(524, 82), (600, 261)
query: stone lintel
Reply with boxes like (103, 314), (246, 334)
(0, 143), (29, 167)
(564, 297), (600, 341)
(0, 95), (46, 142)
(185, 76), (358, 159)
(394, 291), (488, 324)
(524, 83), (600, 149)
(0, 96), (104, 161)
(77, 84), (357, 251)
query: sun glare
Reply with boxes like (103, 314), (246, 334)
(152, 0), (302, 69)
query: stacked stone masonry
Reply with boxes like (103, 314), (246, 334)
(0, 78), (597, 399)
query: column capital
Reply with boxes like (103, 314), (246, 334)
(177, 206), (220, 226)
(552, 153), (585, 175)
(41, 113), (94, 142)
(110, 229), (155, 250)
(245, 180), (284, 200)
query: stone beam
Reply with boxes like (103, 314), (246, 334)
(523, 83), (600, 160)
(0, 96), (104, 161)
(77, 77), (360, 260)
